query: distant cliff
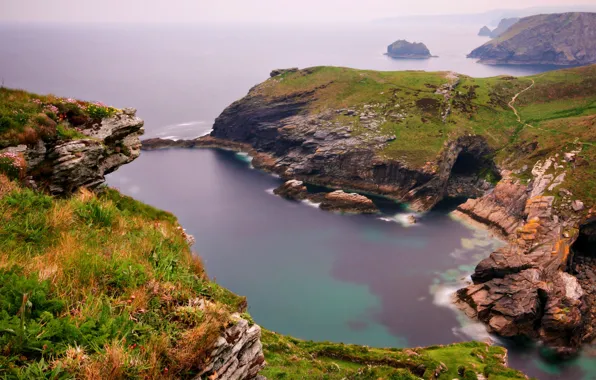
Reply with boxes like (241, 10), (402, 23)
(386, 40), (433, 59)
(469, 12), (596, 66)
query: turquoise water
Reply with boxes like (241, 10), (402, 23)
(2, 21), (595, 379)
(107, 149), (595, 379)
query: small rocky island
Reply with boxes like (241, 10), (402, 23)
(477, 17), (520, 38)
(386, 39), (434, 59)
(478, 26), (492, 37)
(470, 12), (596, 66)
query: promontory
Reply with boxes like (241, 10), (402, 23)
(469, 12), (596, 66)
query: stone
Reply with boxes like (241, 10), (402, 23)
(1, 109), (144, 195)
(197, 314), (266, 380)
(270, 68), (299, 77)
(319, 190), (379, 214)
(273, 179), (308, 200)
(572, 200), (585, 212)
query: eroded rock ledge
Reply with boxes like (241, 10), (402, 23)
(454, 163), (595, 357)
(1, 108), (144, 194)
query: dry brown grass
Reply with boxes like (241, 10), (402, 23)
(0, 174), (16, 198)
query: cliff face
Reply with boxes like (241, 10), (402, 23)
(210, 77), (497, 211)
(0, 108), (143, 194)
(455, 154), (596, 357)
(468, 12), (596, 66)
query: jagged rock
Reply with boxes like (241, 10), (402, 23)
(273, 179), (308, 200)
(456, 178), (527, 237)
(407, 215), (417, 224)
(319, 190), (378, 214)
(0, 109), (144, 194)
(572, 200), (585, 212)
(478, 26), (492, 37)
(487, 18), (520, 38)
(198, 314), (266, 380)
(270, 68), (299, 77)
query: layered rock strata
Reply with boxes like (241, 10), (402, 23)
(0, 108), (144, 194)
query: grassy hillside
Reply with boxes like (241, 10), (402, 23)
(0, 175), (246, 379)
(257, 65), (596, 205)
(0, 175), (532, 379)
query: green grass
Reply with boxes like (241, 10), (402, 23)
(260, 330), (530, 379)
(0, 175), (532, 379)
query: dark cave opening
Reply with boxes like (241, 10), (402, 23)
(452, 151), (482, 176)
(572, 221), (596, 260)
(445, 148), (501, 200)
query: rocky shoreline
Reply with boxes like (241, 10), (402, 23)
(141, 65), (596, 358)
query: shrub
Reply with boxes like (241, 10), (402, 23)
(86, 104), (116, 120)
(56, 124), (86, 141)
(0, 152), (26, 180)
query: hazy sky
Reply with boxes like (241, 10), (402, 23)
(2, 0), (594, 23)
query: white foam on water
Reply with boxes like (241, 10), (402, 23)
(377, 213), (421, 227)
(265, 188), (276, 195)
(235, 152), (254, 168)
(433, 281), (496, 343)
(301, 199), (321, 209)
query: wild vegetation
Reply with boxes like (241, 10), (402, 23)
(0, 176), (244, 379)
(261, 331), (529, 380)
(0, 172), (532, 379)
(0, 88), (117, 149)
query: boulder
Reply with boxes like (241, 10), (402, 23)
(273, 179), (308, 200)
(319, 190), (379, 214)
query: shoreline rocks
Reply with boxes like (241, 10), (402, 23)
(273, 179), (379, 214)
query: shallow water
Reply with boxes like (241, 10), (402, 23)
(2, 22), (595, 379)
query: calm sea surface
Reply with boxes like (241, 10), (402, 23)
(1, 22), (593, 379)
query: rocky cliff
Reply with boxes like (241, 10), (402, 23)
(142, 64), (596, 357)
(469, 12), (596, 66)
(386, 40), (433, 59)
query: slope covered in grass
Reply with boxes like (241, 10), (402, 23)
(0, 176), (244, 379)
(0, 173), (533, 379)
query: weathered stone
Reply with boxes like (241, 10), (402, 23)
(197, 314), (266, 380)
(319, 190), (379, 214)
(572, 200), (585, 212)
(273, 179), (308, 200)
(0, 109), (144, 195)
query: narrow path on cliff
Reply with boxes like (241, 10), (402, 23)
(508, 79), (535, 123)
(508, 79), (595, 147)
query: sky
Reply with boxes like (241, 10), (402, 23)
(1, 0), (595, 24)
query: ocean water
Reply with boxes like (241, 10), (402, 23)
(1, 22), (593, 379)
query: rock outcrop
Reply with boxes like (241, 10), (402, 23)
(0, 108), (144, 194)
(468, 13), (596, 66)
(198, 314), (266, 380)
(455, 153), (594, 357)
(319, 190), (378, 214)
(488, 18), (521, 38)
(386, 40), (434, 59)
(478, 26), (492, 37)
(273, 180), (379, 214)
